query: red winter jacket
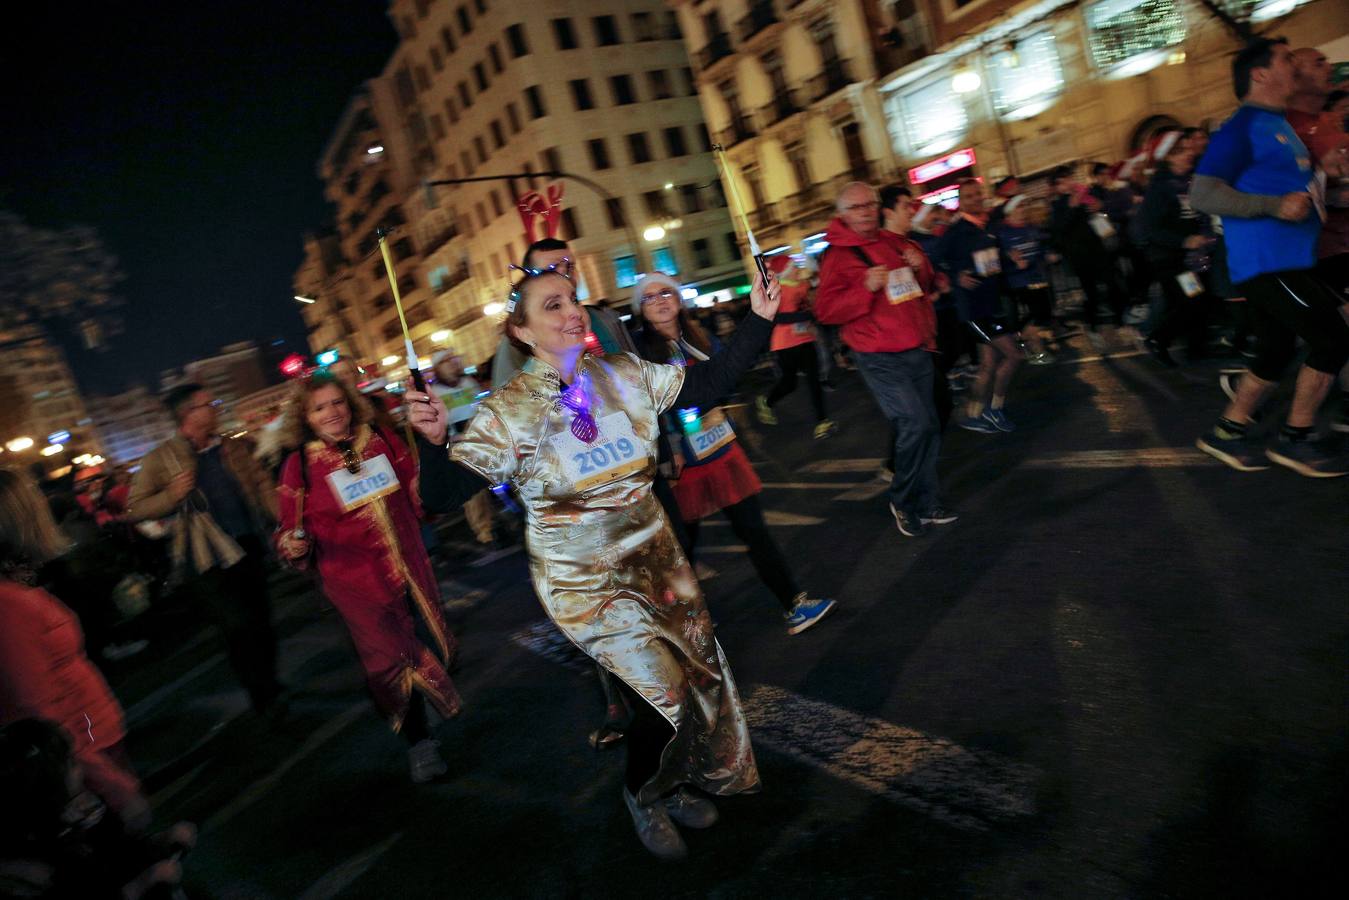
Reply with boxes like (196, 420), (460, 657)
(814, 218), (938, 354)
(0, 579), (144, 819)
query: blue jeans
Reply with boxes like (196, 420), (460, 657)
(853, 348), (942, 517)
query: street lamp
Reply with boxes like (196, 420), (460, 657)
(5, 437), (34, 453)
(294, 295), (316, 304)
(41, 444), (64, 457)
(431, 329), (451, 343)
(951, 64), (981, 94)
(643, 225), (667, 242)
(381, 354), (400, 367)
(483, 301), (505, 317)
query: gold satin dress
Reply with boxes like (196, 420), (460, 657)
(451, 352), (760, 804)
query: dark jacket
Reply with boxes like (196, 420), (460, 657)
(1139, 161), (1202, 266)
(932, 215), (1003, 323)
(1050, 193), (1107, 261)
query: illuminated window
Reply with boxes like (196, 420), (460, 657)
(894, 78), (967, 158)
(1085, 0), (1186, 77)
(651, 246), (678, 274)
(614, 254), (638, 288)
(989, 30), (1064, 121)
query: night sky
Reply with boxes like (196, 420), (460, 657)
(1, 2), (398, 394)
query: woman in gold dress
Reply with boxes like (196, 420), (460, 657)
(409, 265), (779, 860)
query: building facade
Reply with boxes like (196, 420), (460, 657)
(675, 0), (1344, 251)
(0, 324), (99, 463)
(90, 386), (177, 466)
(300, 0), (749, 376)
(160, 341), (273, 433)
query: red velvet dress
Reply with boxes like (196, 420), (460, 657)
(276, 425), (460, 730)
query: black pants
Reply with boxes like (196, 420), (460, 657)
(766, 342), (826, 422)
(1150, 263), (1211, 357)
(854, 349), (942, 517)
(187, 535), (280, 711)
(1071, 253), (1127, 329)
(684, 493), (800, 611)
(619, 680), (675, 795)
(1240, 269), (1349, 382)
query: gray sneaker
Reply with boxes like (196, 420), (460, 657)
(1196, 430), (1270, 472)
(624, 788), (688, 860)
(408, 739), (448, 784)
(1265, 439), (1349, 478)
(663, 787), (719, 829)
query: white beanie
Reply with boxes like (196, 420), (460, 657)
(631, 271), (683, 316)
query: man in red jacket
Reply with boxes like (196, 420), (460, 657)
(815, 181), (955, 537)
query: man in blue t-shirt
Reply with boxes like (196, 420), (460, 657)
(1192, 37), (1349, 478)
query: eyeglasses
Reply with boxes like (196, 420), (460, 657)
(843, 201), (879, 212)
(640, 288), (679, 305)
(336, 439), (362, 474)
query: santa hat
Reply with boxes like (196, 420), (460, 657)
(766, 253), (792, 274)
(1117, 151), (1149, 182)
(1152, 130), (1182, 161)
(631, 271), (683, 316)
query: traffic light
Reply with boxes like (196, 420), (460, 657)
(316, 349), (339, 367)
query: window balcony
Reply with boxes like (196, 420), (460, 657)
(715, 114), (757, 149)
(736, 1), (779, 44)
(695, 33), (733, 70)
(808, 59), (853, 100)
(755, 89), (803, 129)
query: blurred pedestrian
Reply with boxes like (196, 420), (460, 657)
(0, 470), (151, 832)
(126, 383), (284, 716)
(275, 372), (461, 782)
(998, 195), (1055, 363)
(430, 349), (501, 557)
(815, 181), (954, 538)
(755, 255), (836, 438)
(1192, 37), (1349, 477)
(634, 271), (837, 635)
(1050, 165), (1128, 347)
(936, 179), (1024, 433)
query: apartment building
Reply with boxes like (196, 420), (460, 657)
(0, 323), (99, 461)
(675, 0), (1342, 250)
(90, 386), (176, 465)
(160, 341), (272, 433)
(303, 0), (748, 374)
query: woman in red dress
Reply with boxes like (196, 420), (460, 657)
(632, 272), (838, 636)
(275, 373), (460, 782)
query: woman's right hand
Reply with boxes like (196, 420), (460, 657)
(405, 386), (450, 445)
(279, 531), (310, 560)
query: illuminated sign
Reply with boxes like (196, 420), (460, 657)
(280, 354), (307, 377)
(908, 148), (977, 186)
(316, 349), (340, 366)
(918, 177), (983, 211)
(48, 430), (71, 445)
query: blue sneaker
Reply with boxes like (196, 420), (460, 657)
(982, 408), (1015, 432)
(784, 594), (838, 635)
(958, 414), (996, 433)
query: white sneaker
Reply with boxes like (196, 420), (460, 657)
(408, 739), (447, 784)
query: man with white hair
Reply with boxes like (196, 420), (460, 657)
(815, 181), (954, 537)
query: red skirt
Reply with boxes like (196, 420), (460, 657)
(672, 442), (761, 522)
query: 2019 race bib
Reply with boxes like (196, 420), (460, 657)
(886, 267), (923, 304)
(684, 407), (737, 461)
(552, 412), (648, 491)
(326, 453), (399, 512)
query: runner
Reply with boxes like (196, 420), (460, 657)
(633, 271), (837, 635)
(1192, 37), (1349, 477)
(410, 267), (778, 859)
(997, 195), (1055, 364)
(935, 179), (1023, 434)
(274, 372), (462, 782)
(755, 256), (837, 439)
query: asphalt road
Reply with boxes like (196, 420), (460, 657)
(117, 334), (1347, 899)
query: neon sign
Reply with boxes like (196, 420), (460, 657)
(908, 148), (977, 186)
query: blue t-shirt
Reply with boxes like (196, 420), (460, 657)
(1195, 104), (1319, 284)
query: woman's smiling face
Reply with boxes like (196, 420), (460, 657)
(511, 272), (587, 357)
(305, 383), (352, 443)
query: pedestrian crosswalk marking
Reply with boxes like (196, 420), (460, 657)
(705, 510), (826, 526)
(797, 458), (886, 474)
(743, 684), (1039, 832)
(506, 623), (1039, 831)
(1024, 447), (1206, 469)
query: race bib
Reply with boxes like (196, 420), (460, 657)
(972, 248), (1001, 277)
(553, 412), (648, 491)
(1310, 172), (1327, 223)
(683, 407), (737, 461)
(1176, 271), (1203, 298)
(886, 267), (924, 304)
(326, 453), (399, 512)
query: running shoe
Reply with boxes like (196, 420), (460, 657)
(1218, 372), (1241, 402)
(1195, 430), (1270, 472)
(1144, 337), (1177, 368)
(813, 419), (839, 440)
(889, 502), (926, 537)
(958, 414), (997, 434)
(663, 788), (719, 828)
(408, 739), (448, 784)
(1265, 439), (1349, 478)
(920, 507), (959, 526)
(784, 595), (838, 635)
(982, 409), (1015, 432)
(755, 395), (777, 425)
